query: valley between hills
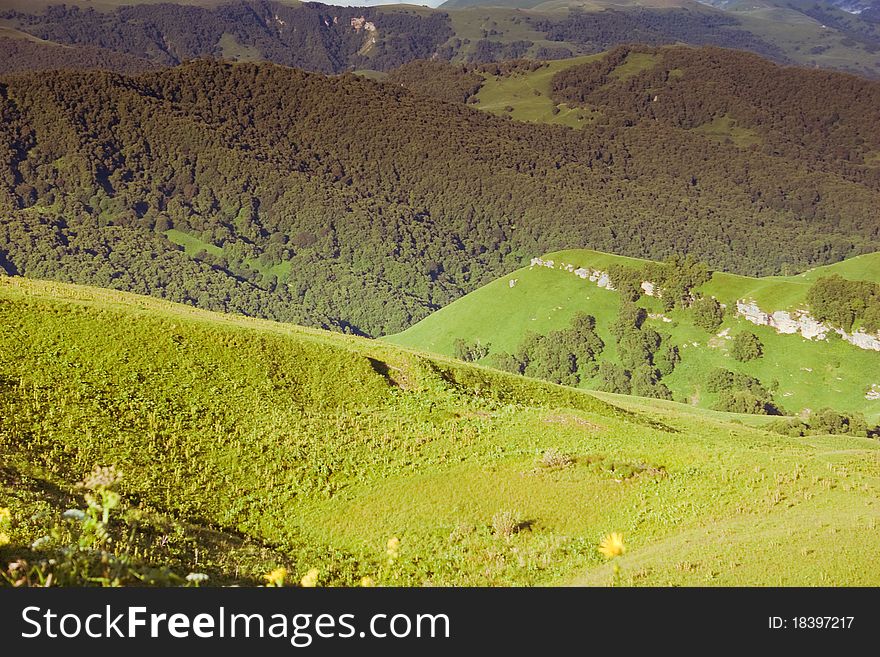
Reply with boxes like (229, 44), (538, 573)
(0, 0), (879, 588)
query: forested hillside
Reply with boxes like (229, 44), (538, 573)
(0, 1), (452, 74)
(3, 0), (879, 77)
(550, 45), (880, 182)
(0, 36), (158, 76)
(0, 55), (878, 335)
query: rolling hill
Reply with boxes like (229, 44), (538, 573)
(388, 249), (880, 422)
(1, 54), (879, 338)
(2, 0), (880, 78)
(2, 275), (879, 586)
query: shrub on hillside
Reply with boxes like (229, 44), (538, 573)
(598, 361), (631, 395)
(766, 410), (873, 437)
(655, 343), (681, 376)
(692, 297), (724, 332)
(707, 367), (782, 415)
(714, 390), (769, 414)
(807, 275), (880, 333)
(491, 510), (520, 539)
(608, 264), (645, 302)
(538, 448), (574, 469)
(453, 338), (490, 362)
(731, 331), (763, 361)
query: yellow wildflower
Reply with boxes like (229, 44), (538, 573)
(300, 568), (319, 588)
(264, 567), (287, 587)
(360, 576), (376, 587)
(598, 532), (626, 559)
(386, 536), (400, 560)
(0, 532), (9, 547)
(0, 508), (10, 524)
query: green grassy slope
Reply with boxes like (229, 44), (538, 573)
(474, 54), (605, 126)
(388, 249), (880, 422)
(3, 276), (879, 586)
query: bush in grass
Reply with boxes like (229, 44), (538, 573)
(538, 448), (574, 469)
(491, 510), (519, 539)
(731, 331), (763, 362)
(692, 296), (724, 332)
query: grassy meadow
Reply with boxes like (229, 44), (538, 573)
(388, 249), (880, 423)
(1, 276), (879, 586)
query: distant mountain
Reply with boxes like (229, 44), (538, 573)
(2, 0), (880, 77)
(0, 1), (455, 74)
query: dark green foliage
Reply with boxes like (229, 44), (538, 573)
(810, 408), (870, 436)
(598, 361), (631, 395)
(0, 37), (157, 76)
(487, 351), (524, 375)
(766, 410), (874, 437)
(1, 54), (879, 337)
(644, 255), (712, 311)
(607, 264), (645, 302)
(5, 1), (454, 74)
(715, 390), (768, 415)
(806, 275), (880, 333)
(386, 61), (483, 104)
(630, 364), (673, 400)
(611, 302), (647, 338)
(655, 342), (681, 376)
(692, 296), (725, 333)
(550, 45), (880, 197)
(731, 331), (764, 362)
(605, 301), (673, 399)
(468, 40), (533, 64)
(453, 338), (490, 362)
(491, 312), (604, 386)
(707, 367), (781, 415)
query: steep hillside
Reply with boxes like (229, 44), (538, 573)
(0, 1), (454, 74)
(2, 276), (879, 586)
(3, 0), (880, 77)
(0, 34), (158, 76)
(1, 57), (879, 337)
(388, 250), (880, 422)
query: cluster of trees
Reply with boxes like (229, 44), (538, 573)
(806, 275), (880, 333)
(607, 255), (712, 310)
(2, 1), (453, 74)
(598, 302), (675, 399)
(705, 368), (782, 415)
(385, 61), (483, 104)
(550, 45), (880, 190)
(453, 338), (490, 362)
(1, 59), (879, 335)
(0, 37), (157, 76)
(529, 8), (786, 62)
(488, 313), (604, 386)
(767, 409), (876, 438)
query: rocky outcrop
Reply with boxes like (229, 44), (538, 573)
(529, 257), (662, 295)
(735, 299), (880, 352)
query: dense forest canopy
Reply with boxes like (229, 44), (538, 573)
(0, 37), (159, 77)
(0, 53), (879, 336)
(551, 45), (880, 181)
